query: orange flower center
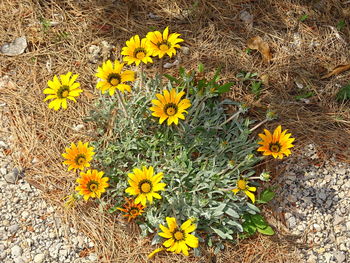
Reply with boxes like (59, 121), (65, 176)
(237, 180), (247, 190)
(174, 231), (184, 241)
(136, 52), (145, 59)
(108, 73), (121, 86)
(140, 181), (152, 193)
(164, 103), (178, 116)
(269, 143), (281, 153)
(62, 90), (69, 98)
(159, 44), (169, 51)
(57, 85), (70, 98)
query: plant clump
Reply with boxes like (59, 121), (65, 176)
(41, 26), (295, 258)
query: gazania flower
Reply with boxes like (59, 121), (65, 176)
(75, 169), (109, 201)
(150, 89), (191, 125)
(232, 179), (256, 203)
(156, 217), (198, 256)
(121, 35), (153, 66)
(95, 60), (135, 96)
(43, 72), (83, 110)
(146, 27), (184, 58)
(62, 141), (95, 171)
(257, 125), (295, 159)
(117, 197), (145, 221)
(125, 166), (166, 206)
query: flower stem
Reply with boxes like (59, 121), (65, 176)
(116, 90), (128, 118)
(249, 119), (268, 132)
(219, 110), (242, 127)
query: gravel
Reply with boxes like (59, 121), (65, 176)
(278, 144), (350, 263)
(0, 138), (97, 263)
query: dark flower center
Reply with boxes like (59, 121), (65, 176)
(57, 85), (70, 99)
(87, 180), (99, 192)
(139, 180), (152, 193)
(108, 73), (121, 86)
(130, 209), (139, 216)
(164, 103), (178, 116)
(269, 143), (281, 153)
(75, 154), (86, 165)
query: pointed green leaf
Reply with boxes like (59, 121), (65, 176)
(257, 226), (275, 235)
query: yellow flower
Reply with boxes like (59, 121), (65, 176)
(150, 89), (191, 125)
(125, 166), (166, 206)
(43, 72), (82, 110)
(63, 193), (80, 208)
(146, 27), (184, 58)
(257, 125), (295, 159)
(158, 217), (198, 256)
(62, 141), (95, 171)
(147, 247), (165, 259)
(95, 60), (135, 96)
(117, 197), (145, 222)
(75, 169), (109, 201)
(232, 179), (256, 203)
(121, 35), (153, 66)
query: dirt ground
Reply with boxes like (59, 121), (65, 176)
(1, 0), (349, 262)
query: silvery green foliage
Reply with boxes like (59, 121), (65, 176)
(86, 67), (262, 251)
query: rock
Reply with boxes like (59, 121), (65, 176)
(4, 172), (17, 183)
(0, 141), (8, 148)
(11, 245), (22, 257)
(0, 167), (6, 175)
(0, 36), (27, 56)
(180, 46), (190, 55)
(346, 221), (350, 231)
(33, 253), (45, 263)
(14, 258), (25, 263)
(313, 224), (322, 232)
(337, 168), (346, 175)
(334, 251), (346, 263)
(287, 216), (296, 229)
(240, 10), (254, 24)
(8, 224), (19, 233)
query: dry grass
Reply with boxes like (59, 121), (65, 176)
(1, 0), (349, 262)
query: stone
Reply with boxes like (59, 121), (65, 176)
(0, 167), (6, 175)
(11, 245), (22, 257)
(287, 216), (296, 229)
(14, 258), (25, 263)
(4, 171), (19, 184)
(0, 36), (27, 56)
(8, 224), (19, 233)
(334, 251), (346, 263)
(0, 141), (8, 148)
(33, 253), (45, 263)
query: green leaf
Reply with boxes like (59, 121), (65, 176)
(242, 221), (256, 236)
(247, 203), (260, 213)
(336, 20), (346, 31)
(251, 214), (268, 229)
(217, 82), (233, 94)
(225, 208), (239, 218)
(164, 74), (179, 83)
(299, 14), (308, 22)
(257, 226), (275, 235)
(211, 227), (232, 240)
(294, 91), (314, 101)
(257, 188), (276, 204)
(198, 63), (204, 73)
(336, 83), (350, 102)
